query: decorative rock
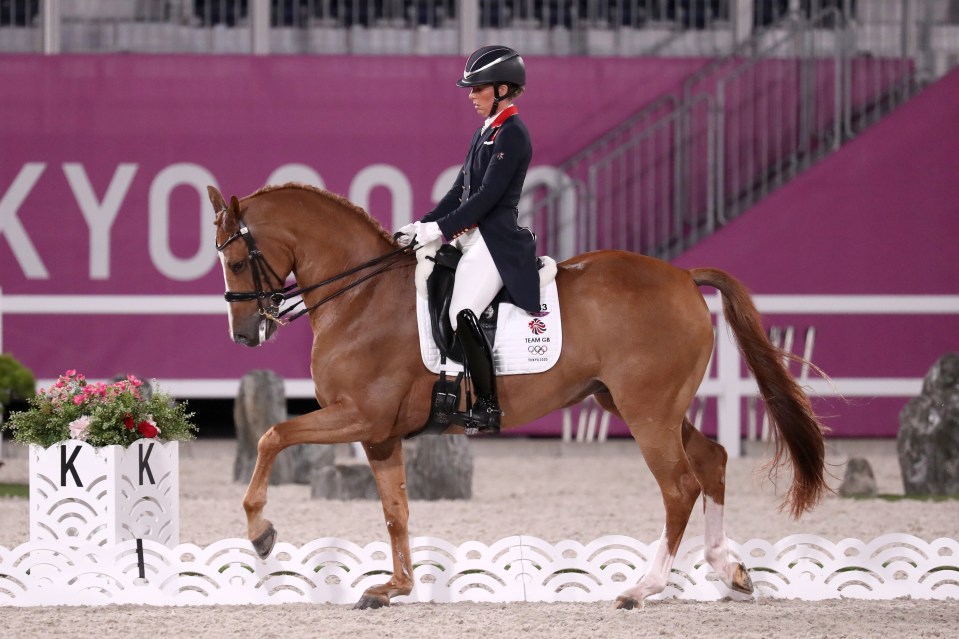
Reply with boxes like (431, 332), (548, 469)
(311, 463), (380, 500)
(839, 457), (878, 497)
(897, 353), (959, 495)
(292, 444), (335, 485)
(233, 370), (334, 485)
(308, 436), (474, 501)
(405, 435), (473, 500)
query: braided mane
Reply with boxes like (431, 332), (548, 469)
(248, 182), (398, 246)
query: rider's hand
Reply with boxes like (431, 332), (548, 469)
(413, 221), (444, 245)
(394, 222), (416, 246)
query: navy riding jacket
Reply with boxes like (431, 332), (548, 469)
(421, 106), (540, 313)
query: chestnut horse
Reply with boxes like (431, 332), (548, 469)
(209, 183), (827, 610)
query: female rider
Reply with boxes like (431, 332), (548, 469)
(397, 46), (539, 435)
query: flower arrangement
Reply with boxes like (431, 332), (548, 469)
(1, 370), (196, 448)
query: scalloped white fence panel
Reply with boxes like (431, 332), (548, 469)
(0, 534), (956, 606)
(28, 440), (179, 548)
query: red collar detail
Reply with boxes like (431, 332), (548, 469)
(489, 104), (518, 129)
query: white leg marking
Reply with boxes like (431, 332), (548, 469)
(619, 528), (675, 605)
(703, 496), (737, 586)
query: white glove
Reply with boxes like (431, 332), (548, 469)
(394, 222), (416, 246)
(413, 221), (444, 246)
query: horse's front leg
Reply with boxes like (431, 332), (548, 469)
(243, 401), (371, 558)
(354, 437), (414, 610)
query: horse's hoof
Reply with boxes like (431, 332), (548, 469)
(614, 596), (641, 610)
(353, 593), (390, 610)
(731, 562), (754, 595)
(251, 523), (277, 559)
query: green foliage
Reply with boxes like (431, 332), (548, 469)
(1, 370), (197, 449)
(0, 483), (29, 498)
(0, 354), (35, 410)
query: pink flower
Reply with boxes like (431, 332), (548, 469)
(72, 395), (84, 406)
(127, 374), (142, 387)
(65, 369), (77, 377)
(69, 415), (92, 441)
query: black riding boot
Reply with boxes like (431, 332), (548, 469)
(455, 309), (501, 435)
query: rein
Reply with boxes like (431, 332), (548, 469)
(216, 214), (418, 325)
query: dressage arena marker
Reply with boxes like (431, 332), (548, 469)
(1, 534), (956, 606)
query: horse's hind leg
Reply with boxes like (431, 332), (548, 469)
(613, 413), (702, 609)
(682, 418), (753, 594)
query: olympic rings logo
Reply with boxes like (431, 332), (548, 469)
(528, 345), (548, 355)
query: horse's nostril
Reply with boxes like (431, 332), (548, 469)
(233, 332), (256, 346)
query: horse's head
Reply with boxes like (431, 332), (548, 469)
(209, 185), (291, 347)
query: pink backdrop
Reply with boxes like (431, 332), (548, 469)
(673, 67), (959, 437)
(0, 53), (704, 391)
(2, 55), (954, 439)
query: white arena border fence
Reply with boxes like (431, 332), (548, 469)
(1, 292), (958, 606)
(1, 534), (957, 606)
(2, 291), (958, 458)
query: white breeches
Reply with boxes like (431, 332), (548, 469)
(449, 229), (503, 330)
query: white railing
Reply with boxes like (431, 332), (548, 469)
(2, 290), (957, 457)
(704, 293), (959, 457)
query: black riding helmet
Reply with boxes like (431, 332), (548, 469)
(456, 45), (526, 117)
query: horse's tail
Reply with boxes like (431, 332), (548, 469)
(690, 267), (828, 518)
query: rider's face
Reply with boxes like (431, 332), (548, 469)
(469, 84), (499, 118)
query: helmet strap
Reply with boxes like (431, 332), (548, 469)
(488, 84), (506, 117)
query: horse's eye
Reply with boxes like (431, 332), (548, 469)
(230, 261), (245, 274)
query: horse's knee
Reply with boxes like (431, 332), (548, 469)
(257, 427), (280, 456)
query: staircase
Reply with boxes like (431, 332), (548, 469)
(524, 7), (947, 261)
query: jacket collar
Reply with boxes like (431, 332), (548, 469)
(481, 104), (518, 134)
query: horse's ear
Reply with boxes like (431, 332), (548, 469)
(207, 185), (226, 214)
(209, 186), (240, 233)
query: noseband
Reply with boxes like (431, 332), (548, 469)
(215, 212), (417, 325)
(216, 218), (293, 322)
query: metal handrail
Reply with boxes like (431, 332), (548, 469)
(529, 5), (924, 262)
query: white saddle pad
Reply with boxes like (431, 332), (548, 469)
(415, 278), (563, 376)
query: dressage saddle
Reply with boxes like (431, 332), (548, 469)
(426, 243), (500, 363)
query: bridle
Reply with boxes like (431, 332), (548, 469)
(215, 213), (417, 325)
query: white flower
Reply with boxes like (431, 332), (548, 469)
(68, 415), (93, 441)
